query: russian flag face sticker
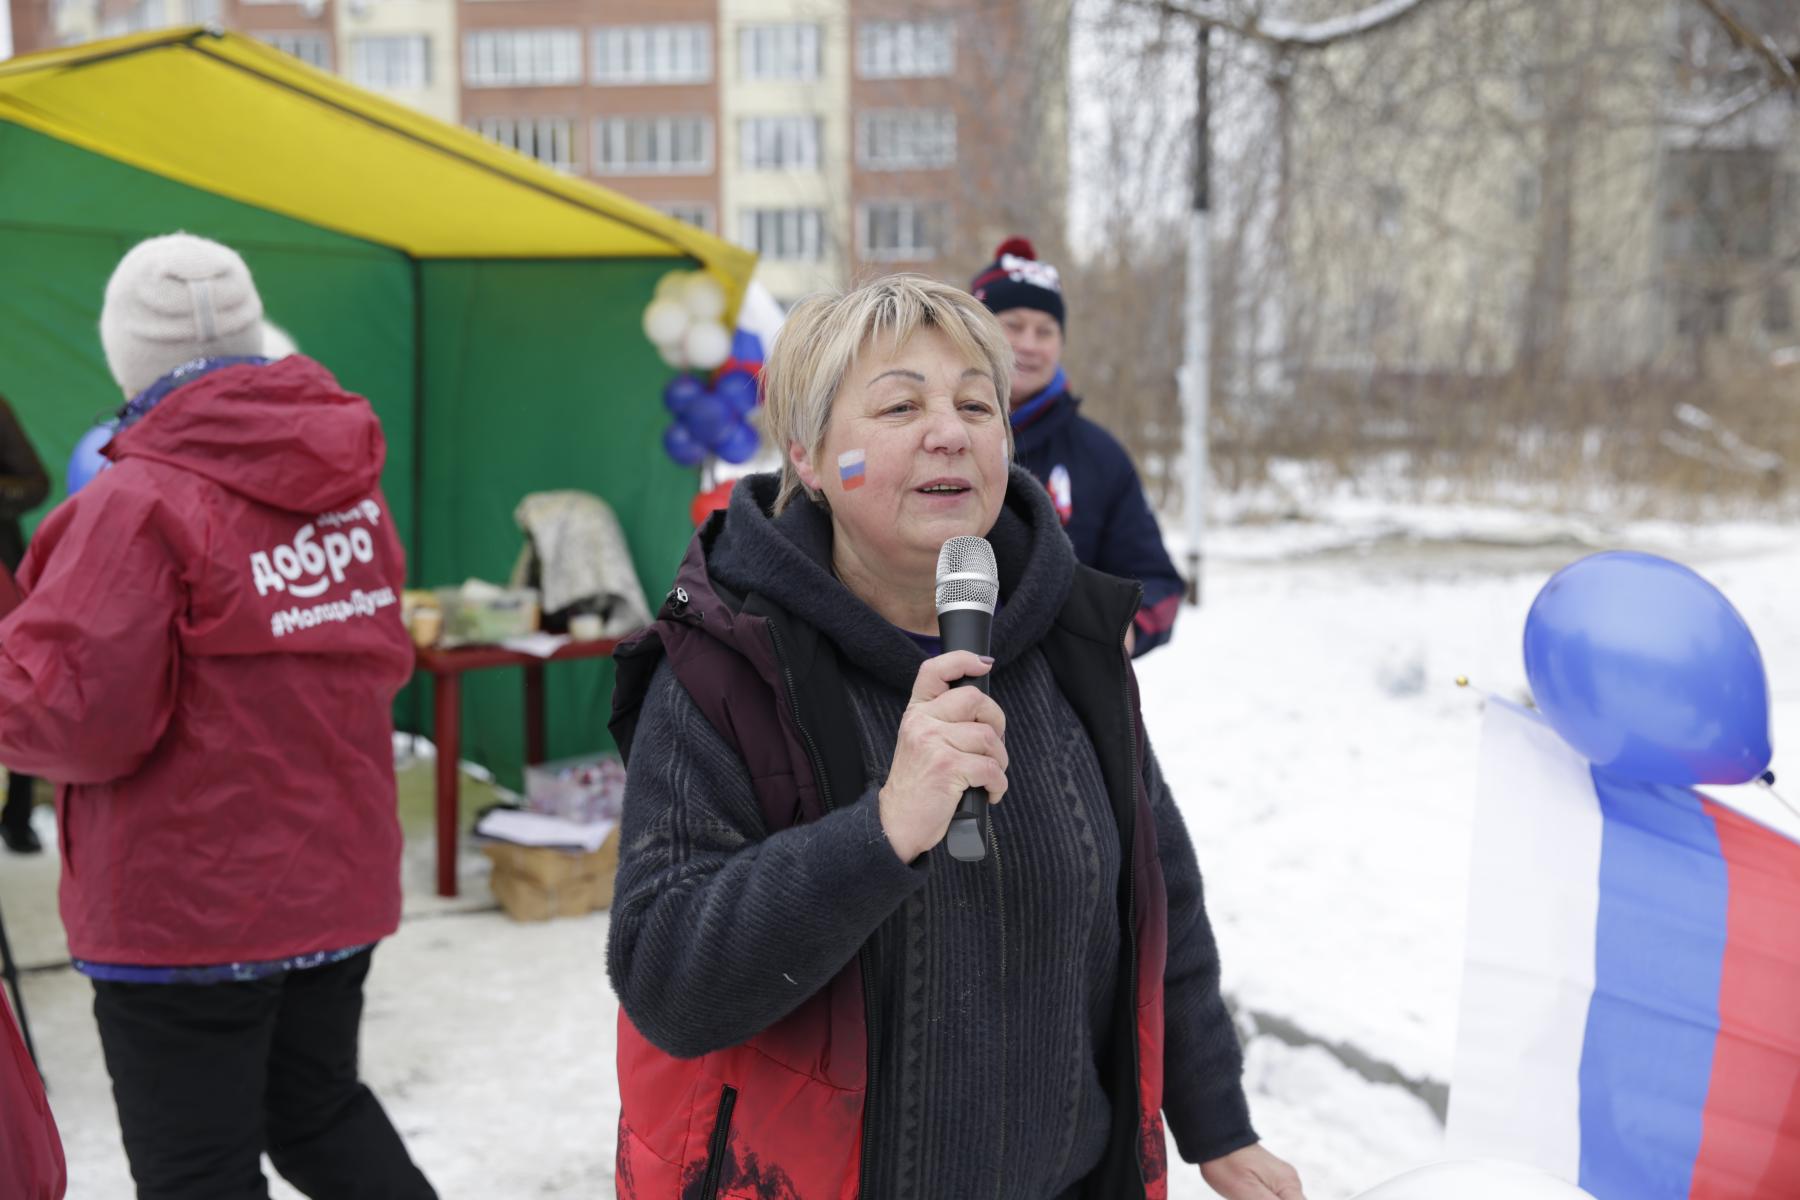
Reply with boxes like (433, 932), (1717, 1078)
(838, 449), (867, 491)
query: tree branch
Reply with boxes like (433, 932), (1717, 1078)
(1128, 0), (1445, 52)
(1692, 0), (1800, 91)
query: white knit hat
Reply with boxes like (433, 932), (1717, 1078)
(100, 233), (265, 398)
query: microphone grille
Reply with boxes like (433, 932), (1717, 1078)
(935, 535), (999, 614)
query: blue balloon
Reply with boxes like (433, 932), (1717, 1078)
(1523, 551), (1771, 786)
(715, 370), (758, 417)
(714, 421), (760, 465)
(661, 421), (706, 467)
(682, 393), (732, 449)
(663, 375), (706, 417)
(67, 422), (116, 495)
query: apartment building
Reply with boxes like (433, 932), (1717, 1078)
(849, 0), (1069, 282)
(8, 0), (1070, 306)
(461, 1), (722, 237)
(1280, 0), (1797, 378)
(720, 0), (846, 300)
(342, 0), (455, 122)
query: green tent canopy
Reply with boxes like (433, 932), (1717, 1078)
(0, 27), (756, 787)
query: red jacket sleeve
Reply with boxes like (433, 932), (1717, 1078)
(0, 473), (182, 784)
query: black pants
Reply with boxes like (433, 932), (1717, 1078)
(1, 769), (33, 833)
(92, 947), (436, 1200)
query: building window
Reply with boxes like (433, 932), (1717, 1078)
(857, 110), (955, 170)
(1361, 286), (1400, 341)
(592, 25), (711, 85)
(463, 30), (582, 87)
(656, 203), (716, 234)
(740, 208), (826, 261)
(185, 0), (223, 25)
(859, 202), (943, 261)
(1767, 282), (1793, 335)
(1674, 285), (1731, 338)
(1514, 171), (1540, 222)
(100, 0), (160, 36)
(1664, 148), (1777, 260)
(857, 19), (954, 78)
(349, 35), (431, 91)
(473, 117), (577, 172)
(1372, 186), (1403, 237)
(257, 32), (332, 70)
(739, 116), (822, 171)
(593, 117), (714, 175)
(740, 23), (820, 82)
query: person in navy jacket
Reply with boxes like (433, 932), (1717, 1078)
(970, 238), (1185, 656)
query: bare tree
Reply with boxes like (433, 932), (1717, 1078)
(1073, 0), (1799, 514)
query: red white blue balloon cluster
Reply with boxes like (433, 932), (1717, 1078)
(646, 271), (786, 468)
(649, 270), (779, 468)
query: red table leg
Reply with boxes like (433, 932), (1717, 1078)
(433, 671), (462, 898)
(524, 663), (547, 766)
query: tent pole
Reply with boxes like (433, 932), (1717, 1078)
(409, 256), (426, 738)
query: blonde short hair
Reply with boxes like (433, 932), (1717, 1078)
(762, 274), (1015, 514)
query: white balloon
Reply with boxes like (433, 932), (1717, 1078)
(643, 299), (690, 346)
(1351, 1160), (1597, 1200)
(682, 275), (727, 322)
(653, 271), (690, 302)
(683, 321), (731, 371)
(656, 339), (688, 370)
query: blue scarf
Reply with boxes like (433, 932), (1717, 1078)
(1009, 366), (1068, 431)
(115, 355), (269, 433)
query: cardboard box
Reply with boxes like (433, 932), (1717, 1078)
(482, 828), (619, 922)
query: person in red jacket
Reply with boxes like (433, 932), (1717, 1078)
(0, 234), (435, 1199)
(0, 391), (50, 853)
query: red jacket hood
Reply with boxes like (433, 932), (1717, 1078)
(107, 355), (387, 514)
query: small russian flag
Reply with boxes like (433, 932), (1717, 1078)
(1450, 699), (1800, 1198)
(838, 449), (866, 491)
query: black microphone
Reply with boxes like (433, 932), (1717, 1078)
(936, 535), (1000, 863)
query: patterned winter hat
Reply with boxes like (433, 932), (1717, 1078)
(969, 236), (1064, 329)
(100, 233), (265, 398)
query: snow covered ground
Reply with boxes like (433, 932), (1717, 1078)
(8, 497), (1797, 1199)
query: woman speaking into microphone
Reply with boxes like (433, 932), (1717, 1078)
(606, 275), (1304, 1200)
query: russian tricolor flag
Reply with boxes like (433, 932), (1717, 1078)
(1449, 699), (1800, 1198)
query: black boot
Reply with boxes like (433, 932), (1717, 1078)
(0, 821), (40, 854)
(1, 773), (40, 854)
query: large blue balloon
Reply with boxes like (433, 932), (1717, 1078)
(714, 421), (760, 465)
(67, 422), (116, 495)
(1523, 551), (1771, 786)
(663, 375), (706, 417)
(661, 422), (706, 467)
(682, 393), (732, 449)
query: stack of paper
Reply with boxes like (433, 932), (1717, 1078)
(473, 808), (616, 853)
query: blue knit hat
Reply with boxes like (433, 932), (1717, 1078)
(969, 237), (1065, 329)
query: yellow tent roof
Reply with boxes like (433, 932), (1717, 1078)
(0, 26), (755, 284)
